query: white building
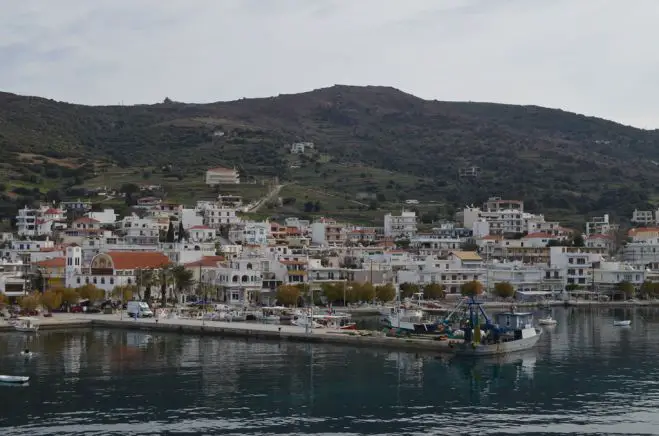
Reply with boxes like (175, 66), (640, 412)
(585, 214), (618, 236)
(384, 210), (417, 239)
(65, 248), (171, 294)
(205, 167), (240, 185)
(205, 258), (263, 304)
(397, 251), (485, 295)
(549, 246), (604, 288)
(631, 209), (659, 226)
(16, 205), (66, 237)
(592, 261), (646, 293)
(290, 142), (314, 154)
(187, 225), (217, 243)
(87, 209), (117, 226)
(196, 201), (241, 227)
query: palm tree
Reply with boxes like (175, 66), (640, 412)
(171, 265), (194, 305)
(155, 264), (174, 307)
(135, 268), (156, 302)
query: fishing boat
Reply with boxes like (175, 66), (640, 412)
(291, 313), (323, 329)
(614, 320), (631, 326)
(538, 315), (557, 326)
(449, 298), (542, 357)
(13, 317), (39, 333)
(0, 375), (30, 384)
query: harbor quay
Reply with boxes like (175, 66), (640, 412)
(0, 313), (458, 354)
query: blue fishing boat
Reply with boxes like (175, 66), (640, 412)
(448, 297), (542, 356)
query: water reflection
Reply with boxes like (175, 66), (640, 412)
(0, 307), (658, 435)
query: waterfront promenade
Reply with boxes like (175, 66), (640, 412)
(0, 313), (457, 354)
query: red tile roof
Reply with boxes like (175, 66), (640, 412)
(106, 251), (170, 270)
(184, 255), (225, 268)
(207, 166), (235, 173)
(588, 234), (613, 240)
(74, 217), (99, 224)
(44, 208), (61, 215)
(35, 257), (65, 268)
(524, 232), (553, 239)
(628, 227), (659, 236)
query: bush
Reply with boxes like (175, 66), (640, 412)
(460, 280), (484, 297)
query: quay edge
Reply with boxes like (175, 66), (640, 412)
(0, 320), (92, 333)
(90, 319), (456, 354)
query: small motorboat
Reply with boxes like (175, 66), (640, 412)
(14, 317), (39, 333)
(538, 316), (557, 326)
(21, 350), (33, 359)
(614, 320), (631, 326)
(0, 375), (30, 384)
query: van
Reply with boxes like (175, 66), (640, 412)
(126, 301), (154, 318)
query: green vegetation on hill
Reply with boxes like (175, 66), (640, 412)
(1, 85), (658, 225)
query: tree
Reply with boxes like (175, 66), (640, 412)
(177, 221), (185, 242)
(321, 282), (343, 303)
(155, 265), (173, 307)
(399, 282), (419, 299)
(166, 222), (175, 243)
(423, 283), (446, 300)
(112, 285), (135, 302)
(375, 284), (396, 302)
(135, 268), (156, 301)
(40, 290), (62, 312)
(0, 292), (7, 307)
(171, 265), (194, 303)
(78, 284), (105, 302)
(276, 285), (301, 306)
(19, 293), (40, 311)
(617, 281), (635, 299)
(56, 287), (80, 307)
(460, 280), (484, 297)
(493, 282), (515, 299)
(572, 233), (585, 247)
(640, 280), (659, 299)
(353, 282), (375, 302)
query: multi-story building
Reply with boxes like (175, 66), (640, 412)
(311, 218), (346, 246)
(592, 261), (646, 294)
(397, 251), (485, 294)
(383, 210), (417, 239)
(585, 214), (618, 236)
(205, 167), (240, 185)
(196, 201), (241, 227)
(16, 205), (67, 237)
(65, 248), (171, 295)
(631, 209), (659, 226)
(549, 246), (604, 288)
(205, 258), (263, 304)
(463, 198), (551, 236)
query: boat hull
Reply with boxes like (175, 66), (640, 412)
(0, 375), (30, 384)
(14, 327), (39, 333)
(455, 331), (542, 357)
(614, 320), (631, 326)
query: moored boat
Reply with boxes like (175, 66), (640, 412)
(314, 314), (357, 330)
(538, 316), (557, 326)
(614, 320), (631, 326)
(13, 317), (39, 333)
(0, 375), (30, 384)
(451, 298), (542, 357)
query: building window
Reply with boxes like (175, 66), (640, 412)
(101, 278), (105, 284)
(77, 278), (81, 284)
(110, 278), (114, 285)
(93, 277), (97, 284)
(85, 277), (90, 284)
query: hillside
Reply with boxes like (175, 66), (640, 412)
(0, 85), (658, 225)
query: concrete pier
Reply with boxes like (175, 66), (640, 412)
(1, 314), (456, 353)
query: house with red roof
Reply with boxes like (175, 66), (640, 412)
(65, 247), (171, 294)
(205, 166), (240, 185)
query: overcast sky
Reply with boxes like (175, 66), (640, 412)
(1, 0), (658, 128)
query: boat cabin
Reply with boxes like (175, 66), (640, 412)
(494, 312), (534, 330)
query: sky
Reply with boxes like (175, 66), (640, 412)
(1, 0), (658, 128)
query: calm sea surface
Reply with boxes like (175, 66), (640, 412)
(1, 306), (658, 435)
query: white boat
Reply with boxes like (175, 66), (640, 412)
(312, 314), (357, 330)
(538, 316), (557, 326)
(14, 317), (39, 333)
(614, 320), (631, 326)
(0, 375), (30, 384)
(291, 313), (323, 329)
(452, 299), (542, 357)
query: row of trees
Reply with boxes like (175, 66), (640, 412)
(130, 264), (194, 306)
(274, 280), (517, 306)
